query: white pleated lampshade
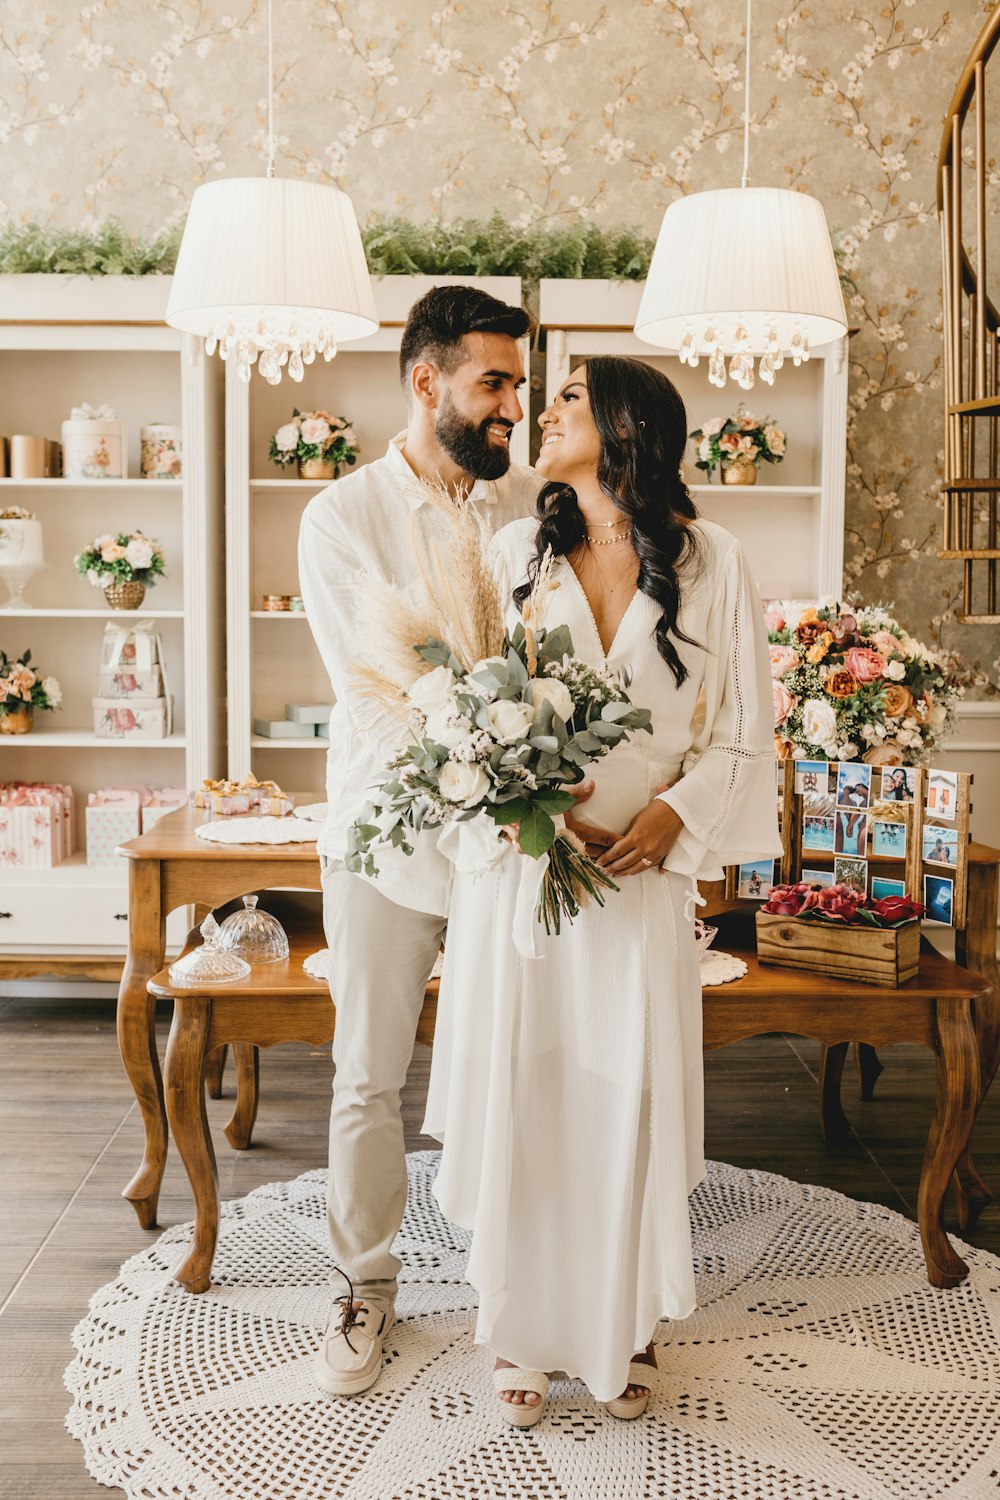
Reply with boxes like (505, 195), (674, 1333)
(166, 177), (379, 380)
(635, 186), (847, 387)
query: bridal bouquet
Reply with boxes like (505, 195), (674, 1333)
(345, 484), (652, 935)
(767, 600), (962, 766)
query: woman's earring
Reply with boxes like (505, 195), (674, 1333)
(638, 420), (646, 431)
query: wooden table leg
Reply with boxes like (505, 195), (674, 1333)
(117, 858), (167, 1229)
(205, 1045), (228, 1100)
(855, 1043), (884, 1100)
(165, 996), (219, 1294)
(953, 860), (1000, 1233)
(917, 996), (979, 1289)
(818, 1042), (851, 1142)
(224, 1043), (260, 1150)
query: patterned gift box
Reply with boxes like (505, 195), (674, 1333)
(140, 787), (188, 833)
(6, 781), (74, 858)
(99, 665), (164, 699)
(93, 696), (172, 740)
(86, 796), (142, 867)
(0, 789), (65, 867)
(101, 621), (162, 671)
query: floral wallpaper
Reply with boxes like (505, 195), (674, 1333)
(1, 0), (997, 689)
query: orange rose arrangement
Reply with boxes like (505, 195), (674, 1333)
(765, 600), (962, 765)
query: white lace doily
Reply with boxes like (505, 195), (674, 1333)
(293, 802), (328, 822)
(195, 817), (318, 846)
(700, 950), (748, 986)
(303, 948), (444, 984)
(66, 1153), (1000, 1500)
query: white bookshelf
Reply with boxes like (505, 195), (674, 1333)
(0, 276), (226, 963)
(539, 279), (848, 601)
(225, 274), (526, 790)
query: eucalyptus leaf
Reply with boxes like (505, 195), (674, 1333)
(518, 806), (556, 857)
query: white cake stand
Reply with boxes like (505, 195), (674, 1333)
(0, 559), (45, 609)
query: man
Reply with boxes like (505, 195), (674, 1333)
(298, 285), (541, 1397)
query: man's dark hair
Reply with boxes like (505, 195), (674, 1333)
(399, 285), (534, 386)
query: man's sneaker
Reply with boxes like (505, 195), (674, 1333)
(313, 1278), (394, 1397)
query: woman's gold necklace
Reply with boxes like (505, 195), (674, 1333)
(585, 518), (631, 547)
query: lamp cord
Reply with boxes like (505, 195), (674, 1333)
(266, 0), (275, 179)
(741, 0), (752, 189)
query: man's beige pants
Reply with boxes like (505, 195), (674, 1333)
(322, 861), (447, 1306)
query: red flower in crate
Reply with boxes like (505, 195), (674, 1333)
(763, 881), (924, 928)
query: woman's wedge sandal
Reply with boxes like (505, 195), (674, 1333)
(603, 1360), (655, 1420)
(493, 1368), (549, 1428)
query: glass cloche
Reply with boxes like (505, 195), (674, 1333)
(217, 894), (289, 963)
(168, 914), (252, 987)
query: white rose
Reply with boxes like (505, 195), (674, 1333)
(274, 421), (300, 452)
(486, 698), (536, 744)
(438, 760), (490, 807)
(883, 658), (906, 681)
(471, 656), (508, 677)
(424, 704), (472, 750)
(839, 742), (859, 760)
(530, 676), (574, 723)
(801, 697), (838, 752)
(408, 665), (455, 716)
(86, 567), (102, 587)
(125, 537), (154, 570)
(41, 675), (61, 707)
(697, 436), (712, 463)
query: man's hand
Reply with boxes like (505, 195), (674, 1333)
(597, 796), (683, 878)
(563, 778), (617, 860)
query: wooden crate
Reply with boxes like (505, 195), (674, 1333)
(755, 911), (920, 987)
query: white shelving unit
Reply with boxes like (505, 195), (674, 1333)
(539, 280), (849, 601)
(0, 276), (226, 966)
(226, 274), (526, 791)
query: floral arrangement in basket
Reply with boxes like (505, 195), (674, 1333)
(0, 505), (35, 520)
(269, 410), (359, 475)
(689, 404), (786, 481)
(344, 478), (653, 938)
(767, 601), (962, 767)
(763, 880), (924, 928)
(74, 531), (165, 591)
(0, 648), (61, 733)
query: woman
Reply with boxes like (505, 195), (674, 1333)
(423, 356), (781, 1425)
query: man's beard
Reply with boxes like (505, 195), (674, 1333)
(435, 392), (512, 481)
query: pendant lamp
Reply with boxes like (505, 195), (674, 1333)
(165, 0), (378, 383)
(634, 0), (846, 390)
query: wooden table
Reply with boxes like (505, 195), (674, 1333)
(117, 798), (322, 1231)
(147, 887), (987, 1293)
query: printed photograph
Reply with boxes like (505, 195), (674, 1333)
(835, 764), (872, 810)
(802, 790), (835, 818)
(802, 867), (835, 888)
(737, 859), (775, 900)
(872, 876), (907, 900)
(795, 760), (830, 796)
(926, 769), (958, 822)
(834, 855), (868, 894)
(922, 825), (959, 868)
(924, 873), (955, 926)
(880, 766), (916, 803)
(872, 819), (907, 858)
(803, 815), (835, 853)
(835, 809), (868, 857)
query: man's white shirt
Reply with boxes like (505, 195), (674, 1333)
(298, 431), (542, 916)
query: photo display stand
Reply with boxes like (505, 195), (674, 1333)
(725, 762), (972, 928)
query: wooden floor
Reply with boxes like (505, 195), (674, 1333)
(2, 992), (999, 1498)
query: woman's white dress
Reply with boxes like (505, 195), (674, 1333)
(422, 517), (782, 1401)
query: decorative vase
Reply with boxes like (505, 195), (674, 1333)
(722, 457), (758, 486)
(0, 704), (32, 735)
(104, 580), (146, 610)
(299, 456), (338, 480)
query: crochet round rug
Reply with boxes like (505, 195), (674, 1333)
(66, 1153), (1000, 1500)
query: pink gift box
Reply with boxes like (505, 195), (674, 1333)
(93, 697), (173, 740)
(0, 785), (72, 867)
(140, 787), (188, 833)
(86, 798), (141, 867)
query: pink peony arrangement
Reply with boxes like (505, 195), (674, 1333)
(766, 600), (962, 766)
(689, 404), (786, 479)
(269, 409), (359, 470)
(763, 880), (924, 928)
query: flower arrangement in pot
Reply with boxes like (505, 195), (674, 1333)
(269, 410), (360, 480)
(74, 530), (165, 611)
(767, 600), (962, 766)
(757, 880), (925, 985)
(689, 404), (786, 485)
(0, 648), (61, 734)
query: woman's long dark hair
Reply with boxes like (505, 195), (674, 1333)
(513, 356), (703, 686)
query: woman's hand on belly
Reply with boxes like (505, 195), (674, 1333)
(562, 776), (619, 860)
(597, 796), (684, 877)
